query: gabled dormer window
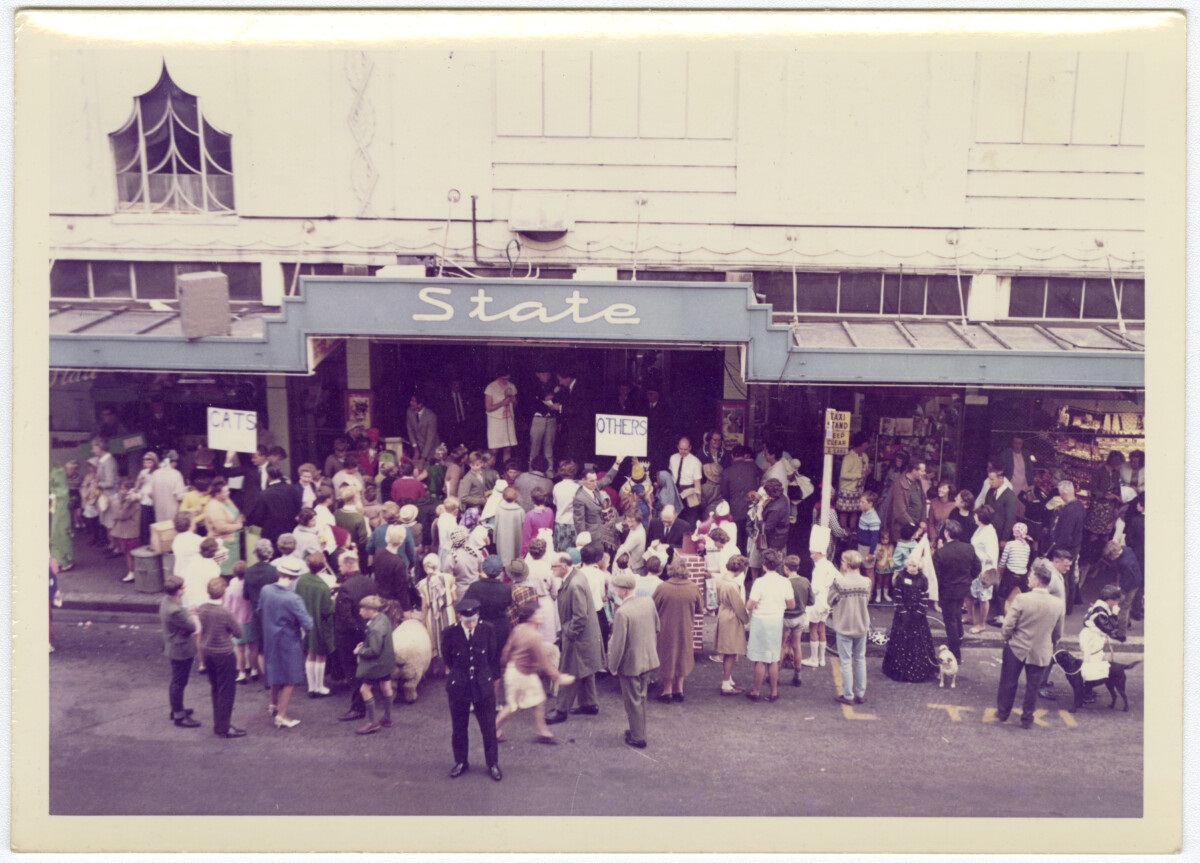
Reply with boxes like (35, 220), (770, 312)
(109, 63), (234, 213)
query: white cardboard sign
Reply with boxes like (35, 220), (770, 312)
(207, 407), (258, 453)
(594, 413), (647, 458)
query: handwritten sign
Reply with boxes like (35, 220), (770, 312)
(595, 414), (647, 458)
(207, 407), (258, 453)
(824, 409), (851, 455)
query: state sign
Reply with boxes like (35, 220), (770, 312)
(595, 413), (647, 458)
(207, 407), (258, 453)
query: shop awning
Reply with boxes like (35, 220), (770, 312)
(743, 317), (1145, 388)
(49, 278), (1144, 389)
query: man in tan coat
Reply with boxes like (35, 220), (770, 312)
(996, 565), (1065, 729)
(608, 571), (660, 749)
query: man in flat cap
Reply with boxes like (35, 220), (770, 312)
(442, 597), (503, 781)
(607, 571), (660, 749)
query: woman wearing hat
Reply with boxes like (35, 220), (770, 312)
(134, 450), (160, 546)
(446, 526), (482, 594)
(258, 556), (312, 728)
(652, 558), (703, 702)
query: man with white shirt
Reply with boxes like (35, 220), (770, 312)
(552, 459), (581, 552)
(577, 541), (613, 664)
(668, 437), (704, 525)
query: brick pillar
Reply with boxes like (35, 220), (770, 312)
(677, 552), (709, 654)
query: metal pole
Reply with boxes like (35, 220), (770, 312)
(821, 408), (834, 528)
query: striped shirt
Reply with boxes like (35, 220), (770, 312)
(998, 539), (1031, 575)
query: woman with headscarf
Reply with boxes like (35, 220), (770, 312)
(258, 556), (312, 728)
(996, 521), (1032, 617)
(655, 469), (683, 517)
(446, 526), (481, 594)
(619, 458), (654, 527)
(417, 553), (456, 677)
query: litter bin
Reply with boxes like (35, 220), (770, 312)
(162, 552), (176, 579)
(132, 545), (164, 594)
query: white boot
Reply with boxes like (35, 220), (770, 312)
(304, 660), (316, 692)
(800, 642), (820, 668)
(314, 658), (330, 695)
(818, 641), (828, 666)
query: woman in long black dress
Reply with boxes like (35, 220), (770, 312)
(882, 556), (937, 683)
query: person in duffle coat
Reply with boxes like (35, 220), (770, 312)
(544, 552), (606, 725)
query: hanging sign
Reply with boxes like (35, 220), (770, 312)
(824, 409), (851, 455)
(595, 414), (647, 458)
(207, 407), (258, 453)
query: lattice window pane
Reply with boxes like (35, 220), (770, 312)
(1120, 280), (1145, 319)
(795, 273), (839, 313)
(91, 262), (132, 298)
(133, 262), (177, 300)
(1081, 278), (1118, 318)
(926, 275), (965, 315)
(839, 271), (881, 313)
(1008, 277), (1047, 317)
(1046, 278), (1084, 318)
(50, 261), (90, 298)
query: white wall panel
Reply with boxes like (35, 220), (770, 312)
(495, 51), (542, 136)
(543, 51), (591, 137)
(968, 143), (1142, 173)
(974, 53), (1027, 143)
(1072, 53), (1126, 145)
(1023, 52), (1076, 144)
(638, 53), (688, 138)
(967, 171), (1142, 201)
(494, 136), (735, 166)
(590, 50), (639, 138)
(1120, 53), (1145, 145)
(686, 51), (736, 139)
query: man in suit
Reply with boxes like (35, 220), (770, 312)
(720, 445), (760, 544)
(237, 445), (271, 515)
(888, 460), (926, 543)
(647, 505), (687, 563)
(1050, 479), (1086, 613)
(441, 597), (503, 781)
(552, 367), (592, 465)
(996, 564), (1065, 729)
(545, 552), (605, 724)
(247, 465), (301, 546)
(607, 571), (660, 749)
(932, 520), (981, 663)
(982, 468), (1019, 551)
(641, 382), (672, 469)
(438, 377), (475, 450)
(571, 461), (621, 537)
(406, 391), (440, 465)
(996, 436), (1031, 496)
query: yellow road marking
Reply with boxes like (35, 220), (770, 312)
(982, 707), (1001, 724)
(1029, 708), (1052, 728)
(1057, 710), (1078, 728)
(827, 658), (877, 720)
(927, 704), (975, 722)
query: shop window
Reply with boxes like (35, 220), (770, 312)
(925, 275), (965, 316)
(616, 270), (726, 282)
(109, 64), (235, 213)
(795, 273), (840, 313)
(49, 260), (262, 302)
(1007, 276), (1144, 321)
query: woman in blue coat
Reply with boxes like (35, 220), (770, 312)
(258, 556), (313, 729)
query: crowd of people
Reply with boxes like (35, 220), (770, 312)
(50, 384), (1146, 774)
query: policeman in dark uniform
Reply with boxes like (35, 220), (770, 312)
(441, 597), (502, 781)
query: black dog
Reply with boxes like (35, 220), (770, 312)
(1052, 649), (1141, 713)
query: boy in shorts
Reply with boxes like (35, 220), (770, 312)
(781, 555), (814, 683)
(353, 595), (397, 735)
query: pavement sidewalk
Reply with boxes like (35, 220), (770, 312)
(54, 539), (1144, 654)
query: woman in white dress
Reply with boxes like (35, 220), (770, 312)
(484, 372), (518, 464)
(968, 505), (1000, 635)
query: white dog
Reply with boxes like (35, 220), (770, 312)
(936, 645), (959, 689)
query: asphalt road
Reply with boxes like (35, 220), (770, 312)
(49, 611), (1143, 818)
